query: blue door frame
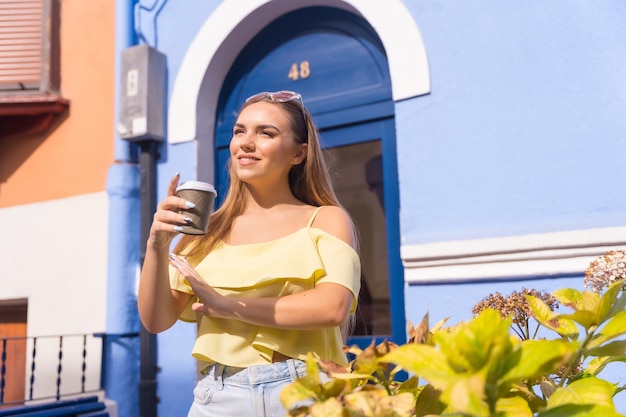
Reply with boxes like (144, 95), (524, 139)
(320, 118), (406, 347)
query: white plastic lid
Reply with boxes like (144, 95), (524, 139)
(175, 181), (217, 195)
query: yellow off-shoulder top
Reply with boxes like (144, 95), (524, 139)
(169, 207), (361, 369)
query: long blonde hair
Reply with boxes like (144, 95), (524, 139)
(174, 95), (345, 261)
(173, 93), (358, 339)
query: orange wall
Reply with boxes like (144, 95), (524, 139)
(0, 0), (115, 208)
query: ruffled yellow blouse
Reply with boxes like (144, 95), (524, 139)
(169, 208), (361, 369)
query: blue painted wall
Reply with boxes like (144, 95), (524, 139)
(398, 0), (626, 244)
(398, 1), (626, 412)
(132, 2), (224, 416)
(120, 1), (626, 415)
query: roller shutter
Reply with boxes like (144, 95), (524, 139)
(0, 0), (59, 93)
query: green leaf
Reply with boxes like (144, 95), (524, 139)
(329, 372), (376, 382)
(438, 413), (476, 417)
(581, 290), (602, 315)
(500, 339), (575, 386)
(443, 374), (489, 416)
(586, 340), (626, 357)
(380, 344), (453, 388)
(587, 310), (626, 349)
(396, 376), (420, 395)
(321, 378), (348, 400)
(537, 404), (625, 417)
(553, 288), (583, 310)
(280, 378), (323, 410)
(435, 331), (474, 372)
(527, 295), (579, 339)
(436, 309), (513, 372)
(414, 384), (445, 417)
(585, 355), (626, 376)
(600, 280), (626, 321)
(547, 376), (617, 408)
(308, 397), (344, 417)
(558, 310), (599, 329)
(495, 395), (534, 417)
(352, 342), (381, 376)
(606, 286), (626, 319)
(305, 353), (323, 385)
(343, 389), (414, 417)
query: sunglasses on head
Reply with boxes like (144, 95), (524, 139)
(245, 91), (307, 120)
(245, 90), (308, 142)
(245, 90), (304, 106)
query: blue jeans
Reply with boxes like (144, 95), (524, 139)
(187, 359), (308, 417)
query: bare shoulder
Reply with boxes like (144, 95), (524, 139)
(311, 206), (355, 247)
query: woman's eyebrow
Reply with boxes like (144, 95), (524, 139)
(234, 122), (282, 132)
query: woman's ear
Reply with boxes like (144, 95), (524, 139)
(291, 143), (308, 165)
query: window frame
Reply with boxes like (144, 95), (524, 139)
(0, 0), (69, 138)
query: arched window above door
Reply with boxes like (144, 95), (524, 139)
(167, 0), (430, 144)
(216, 6), (393, 138)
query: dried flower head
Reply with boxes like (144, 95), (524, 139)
(472, 288), (559, 340)
(472, 292), (506, 318)
(584, 249), (626, 294)
(472, 288), (558, 321)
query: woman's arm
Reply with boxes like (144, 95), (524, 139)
(138, 174), (193, 333)
(169, 205), (358, 330)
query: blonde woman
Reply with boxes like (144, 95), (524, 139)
(138, 91), (361, 417)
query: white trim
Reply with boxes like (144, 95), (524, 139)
(168, 0), (430, 143)
(401, 227), (626, 283)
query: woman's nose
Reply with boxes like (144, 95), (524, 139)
(239, 134), (255, 151)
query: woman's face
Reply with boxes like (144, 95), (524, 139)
(230, 101), (307, 186)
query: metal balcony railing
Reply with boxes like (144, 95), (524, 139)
(0, 332), (138, 406)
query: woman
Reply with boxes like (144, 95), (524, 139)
(138, 90), (361, 416)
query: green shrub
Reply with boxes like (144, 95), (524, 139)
(281, 250), (626, 417)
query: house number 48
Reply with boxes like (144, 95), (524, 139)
(288, 61), (311, 81)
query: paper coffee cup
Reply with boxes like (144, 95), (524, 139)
(175, 181), (217, 235)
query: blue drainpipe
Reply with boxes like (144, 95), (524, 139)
(104, 0), (141, 416)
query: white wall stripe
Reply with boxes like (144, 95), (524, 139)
(401, 227), (626, 283)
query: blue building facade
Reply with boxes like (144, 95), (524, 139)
(109, 1), (626, 415)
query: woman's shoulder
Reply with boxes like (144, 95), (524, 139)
(309, 205), (355, 247)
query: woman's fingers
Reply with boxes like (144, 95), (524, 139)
(168, 254), (224, 318)
(155, 174), (196, 219)
(146, 173), (190, 246)
(167, 172), (180, 196)
(151, 173), (196, 234)
(169, 253), (196, 278)
(169, 252), (184, 269)
(154, 201), (189, 222)
(169, 254), (210, 293)
(191, 302), (206, 313)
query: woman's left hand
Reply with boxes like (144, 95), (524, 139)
(168, 253), (228, 318)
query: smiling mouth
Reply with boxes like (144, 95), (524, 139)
(237, 156), (260, 165)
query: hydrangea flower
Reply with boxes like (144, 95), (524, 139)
(472, 288), (558, 340)
(583, 249), (626, 293)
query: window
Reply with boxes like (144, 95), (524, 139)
(0, 0), (69, 138)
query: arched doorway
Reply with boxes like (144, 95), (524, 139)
(214, 6), (405, 345)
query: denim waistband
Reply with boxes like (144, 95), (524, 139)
(203, 359), (305, 386)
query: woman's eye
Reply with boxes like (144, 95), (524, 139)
(260, 130), (273, 137)
(233, 129), (244, 135)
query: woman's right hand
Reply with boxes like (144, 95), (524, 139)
(148, 173), (195, 249)
(139, 172), (195, 333)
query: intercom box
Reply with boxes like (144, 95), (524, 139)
(118, 44), (167, 142)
